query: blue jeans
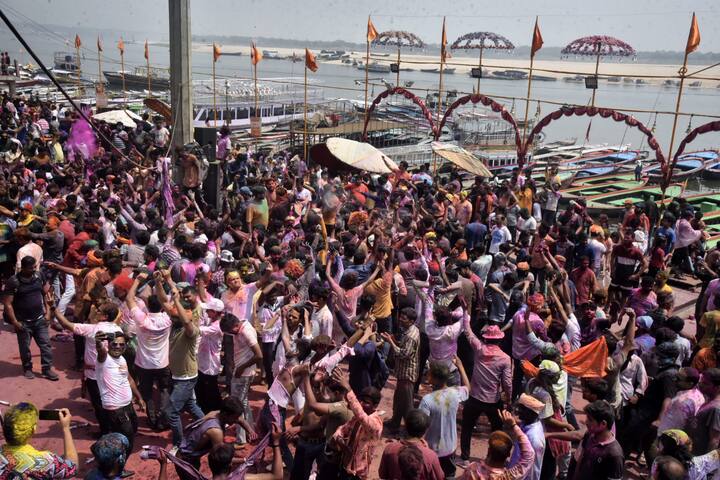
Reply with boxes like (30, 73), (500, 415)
(16, 315), (53, 372)
(166, 377), (205, 446)
(231, 375), (254, 444)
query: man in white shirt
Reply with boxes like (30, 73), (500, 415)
(14, 227), (43, 272)
(53, 303), (123, 435)
(94, 331), (144, 455)
(229, 312), (262, 445)
(127, 274), (172, 431)
(309, 285), (333, 338)
(589, 229), (608, 276)
(196, 297), (226, 413)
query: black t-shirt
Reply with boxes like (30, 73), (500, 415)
(5, 271), (46, 320)
(569, 433), (624, 480)
(637, 365), (679, 418)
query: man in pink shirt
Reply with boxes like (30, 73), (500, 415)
(460, 410), (535, 480)
(511, 294), (549, 399)
(329, 368), (383, 480)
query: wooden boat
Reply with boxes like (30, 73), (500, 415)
(560, 179), (647, 201)
(571, 172), (638, 186)
(644, 156), (707, 182)
(584, 183), (685, 216)
(657, 192), (720, 213)
(705, 162), (720, 180)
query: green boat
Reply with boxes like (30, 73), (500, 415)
(561, 179), (647, 200)
(585, 184), (686, 216)
(659, 192), (720, 213)
(571, 172), (640, 187)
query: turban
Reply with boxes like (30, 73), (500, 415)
(527, 293), (545, 309)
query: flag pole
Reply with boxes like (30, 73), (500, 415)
(590, 46), (601, 107)
(666, 12), (699, 197)
(119, 40), (126, 104)
(667, 54), (691, 176)
(212, 47), (217, 127)
(433, 17), (447, 177)
(75, 41), (81, 97)
(97, 38), (102, 87)
(396, 44), (401, 87)
(364, 19), (371, 115)
(146, 42), (151, 98)
(523, 17), (543, 166)
(476, 46), (483, 94)
(304, 62), (308, 162)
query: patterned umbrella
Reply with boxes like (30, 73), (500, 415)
(451, 31), (515, 92)
(371, 30), (425, 87)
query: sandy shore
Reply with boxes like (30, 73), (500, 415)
(194, 42), (720, 88)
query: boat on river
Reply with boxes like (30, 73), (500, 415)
(560, 179), (647, 201)
(570, 172), (638, 186)
(584, 183), (685, 215)
(644, 152), (712, 182)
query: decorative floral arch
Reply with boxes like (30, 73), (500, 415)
(520, 106), (664, 172)
(436, 94), (522, 153)
(362, 87), (436, 141)
(670, 120), (720, 187)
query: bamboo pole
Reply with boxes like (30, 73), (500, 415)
(396, 44), (401, 87)
(75, 43), (81, 97)
(364, 35), (370, 115)
(665, 49), (691, 195)
(433, 18), (446, 177)
(590, 48), (601, 107)
(304, 63), (308, 162)
(521, 54), (535, 145)
(120, 47), (126, 103)
(212, 54), (217, 127)
(97, 40), (102, 87)
(476, 46), (483, 93)
(146, 50), (151, 98)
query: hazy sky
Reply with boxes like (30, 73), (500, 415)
(4, 0), (719, 51)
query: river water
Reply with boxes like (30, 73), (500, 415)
(3, 30), (719, 189)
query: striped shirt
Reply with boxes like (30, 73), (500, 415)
(391, 324), (420, 382)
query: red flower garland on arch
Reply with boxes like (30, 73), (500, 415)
(669, 120), (720, 189)
(436, 94), (522, 154)
(362, 87), (436, 141)
(519, 106), (664, 173)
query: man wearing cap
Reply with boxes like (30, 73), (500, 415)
(195, 294), (226, 414)
(4, 255), (58, 381)
(459, 309), (512, 466)
(510, 294), (549, 399)
(511, 394), (546, 480)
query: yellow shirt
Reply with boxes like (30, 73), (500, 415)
(364, 270), (393, 319)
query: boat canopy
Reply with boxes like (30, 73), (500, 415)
(311, 137), (398, 174)
(431, 142), (492, 177)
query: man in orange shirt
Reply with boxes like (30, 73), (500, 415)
(345, 176), (369, 206)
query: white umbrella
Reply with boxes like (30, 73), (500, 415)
(92, 109), (142, 128)
(312, 137), (398, 174)
(431, 141), (493, 177)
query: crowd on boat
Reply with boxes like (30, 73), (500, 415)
(1, 88), (720, 480)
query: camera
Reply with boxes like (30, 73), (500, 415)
(102, 332), (118, 342)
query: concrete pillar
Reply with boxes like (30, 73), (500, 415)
(168, 0), (193, 163)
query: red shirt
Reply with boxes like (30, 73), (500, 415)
(570, 266), (596, 305)
(378, 439), (444, 480)
(345, 183), (368, 205)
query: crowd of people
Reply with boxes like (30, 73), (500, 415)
(0, 88), (719, 480)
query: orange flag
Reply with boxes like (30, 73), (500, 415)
(685, 12), (700, 54)
(440, 17), (451, 62)
(213, 43), (222, 62)
(521, 336), (609, 379)
(117, 38), (125, 54)
(144, 40), (149, 61)
(367, 16), (378, 43)
(97, 36), (103, 52)
(74, 34), (81, 49)
(305, 48), (318, 72)
(250, 42), (262, 66)
(531, 17), (543, 58)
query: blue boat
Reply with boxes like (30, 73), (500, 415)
(644, 155), (707, 182)
(705, 161), (720, 180)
